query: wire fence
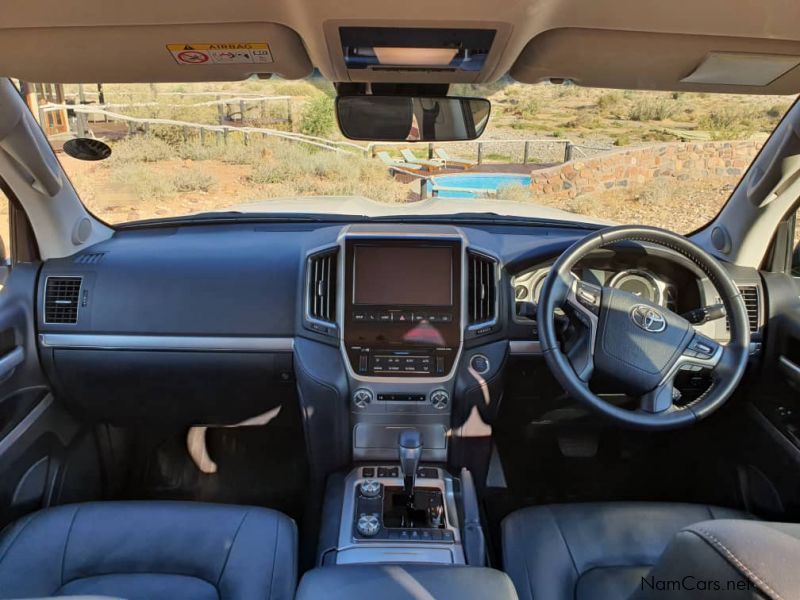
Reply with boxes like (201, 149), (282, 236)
(41, 99), (616, 167)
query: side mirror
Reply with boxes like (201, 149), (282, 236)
(335, 95), (491, 142)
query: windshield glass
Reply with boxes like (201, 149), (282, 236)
(20, 78), (796, 232)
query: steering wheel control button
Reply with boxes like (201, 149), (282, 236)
(686, 335), (718, 358)
(359, 479), (381, 498)
(430, 389), (450, 410)
(470, 354), (491, 375)
(576, 283), (601, 315)
(353, 388), (373, 409)
(356, 513), (381, 537)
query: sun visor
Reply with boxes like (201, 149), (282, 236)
(0, 22), (313, 83)
(511, 28), (800, 94)
(681, 52), (800, 86)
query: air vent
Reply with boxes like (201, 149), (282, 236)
(44, 276), (82, 324)
(307, 250), (338, 324)
(739, 285), (760, 333)
(74, 252), (105, 265)
(725, 285), (760, 333)
(467, 252), (497, 325)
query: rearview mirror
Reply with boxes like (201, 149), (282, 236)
(335, 96), (490, 142)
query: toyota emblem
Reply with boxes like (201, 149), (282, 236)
(630, 304), (667, 333)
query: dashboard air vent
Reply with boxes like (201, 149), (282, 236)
(74, 252), (105, 265)
(725, 285), (760, 333)
(44, 276), (82, 324)
(468, 252), (497, 324)
(307, 250), (338, 323)
(739, 285), (760, 333)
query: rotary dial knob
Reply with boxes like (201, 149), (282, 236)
(359, 479), (381, 498)
(356, 513), (381, 537)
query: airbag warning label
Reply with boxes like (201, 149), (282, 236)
(167, 43), (274, 65)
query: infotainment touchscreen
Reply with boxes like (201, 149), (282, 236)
(353, 245), (453, 306)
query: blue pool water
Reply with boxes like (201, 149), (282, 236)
(428, 173), (531, 198)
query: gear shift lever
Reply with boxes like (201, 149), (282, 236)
(398, 429), (422, 499)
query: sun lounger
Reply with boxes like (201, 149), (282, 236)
(399, 149), (444, 171)
(376, 151), (424, 174)
(434, 147), (476, 169)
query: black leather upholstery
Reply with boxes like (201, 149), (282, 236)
(0, 501), (297, 600)
(631, 519), (800, 599)
(296, 565), (518, 600)
(502, 502), (750, 600)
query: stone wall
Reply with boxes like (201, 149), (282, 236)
(529, 141), (763, 200)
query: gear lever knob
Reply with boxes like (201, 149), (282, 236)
(399, 429), (422, 498)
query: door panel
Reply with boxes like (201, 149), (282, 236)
(738, 271), (800, 518)
(0, 263), (99, 526)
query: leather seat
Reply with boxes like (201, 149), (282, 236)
(501, 502), (751, 600)
(0, 501), (297, 600)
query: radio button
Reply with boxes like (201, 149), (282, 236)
(377, 312), (392, 322)
(353, 312), (367, 321)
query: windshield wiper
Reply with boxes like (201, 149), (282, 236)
(375, 212), (601, 230)
(117, 211), (369, 229)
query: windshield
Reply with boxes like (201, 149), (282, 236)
(20, 78), (796, 232)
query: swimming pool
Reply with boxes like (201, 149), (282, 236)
(428, 173), (531, 198)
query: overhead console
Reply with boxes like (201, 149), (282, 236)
(326, 24), (512, 83)
(343, 238), (462, 379)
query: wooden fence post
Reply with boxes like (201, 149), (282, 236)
(216, 96), (225, 125)
(239, 100), (246, 123)
(182, 126), (189, 144)
(477, 142), (483, 165)
(223, 129), (229, 146)
(215, 131), (222, 146)
(523, 141), (530, 165)
(286, 99), (293, 130)
(564, 141), (574, 162)
(76, 84), (87, 138)
(427, 143), (433, 159)
(200, 128), (206, 145)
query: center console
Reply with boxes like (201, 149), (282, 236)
(341, 229), (465, 462)
(343, 237), (462, 378)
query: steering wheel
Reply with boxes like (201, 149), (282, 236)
(537, 225), (750, 430)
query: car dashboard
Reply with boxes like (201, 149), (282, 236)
(34, 220), (763, 463)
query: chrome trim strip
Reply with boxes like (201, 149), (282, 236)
(39, 334), (294, 352)
(509, 340), (542, 355)
(0, 346), (24, 379)
(0, 394), (53, 455)
(779, 355), (800, 378)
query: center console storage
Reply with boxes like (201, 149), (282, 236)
(335, 464), (464, 565)
(297, 564), (518, 600)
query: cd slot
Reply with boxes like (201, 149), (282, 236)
(376, 393), (427, 402)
